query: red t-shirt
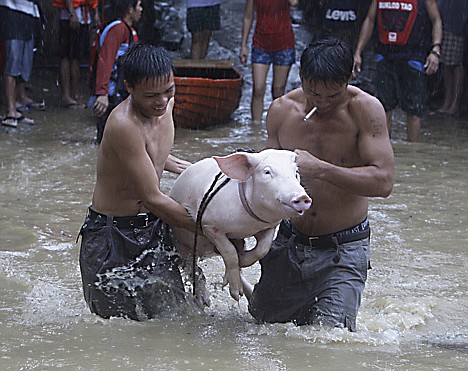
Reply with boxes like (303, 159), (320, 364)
(253, 0), (295, 52)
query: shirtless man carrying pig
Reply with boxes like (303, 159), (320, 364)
(247, 37), (395, 331)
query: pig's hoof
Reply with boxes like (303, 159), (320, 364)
(195, 290), (211, 308)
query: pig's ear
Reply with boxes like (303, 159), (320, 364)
(213, 152), (254, 181)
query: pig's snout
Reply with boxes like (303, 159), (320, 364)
(291, 194), (312, 213)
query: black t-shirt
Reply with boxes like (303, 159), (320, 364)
(0, 6), (39, 41)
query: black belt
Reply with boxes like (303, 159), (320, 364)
(86, 208), (158, 230)
(278, 220), (370, 249)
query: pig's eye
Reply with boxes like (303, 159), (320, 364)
(264, 167), (272, 175)
(295, 170), (300, 180)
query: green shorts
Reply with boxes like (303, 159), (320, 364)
(186, 5), (221, 33)
(375, 55), (428, 117)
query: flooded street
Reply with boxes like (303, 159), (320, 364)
(1, 1), (468, 369)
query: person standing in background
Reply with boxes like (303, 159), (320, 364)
(353, 0), (442, 142)
(310, 0), (371, 48)
(53, 0), (99, 109)
(0, 0), (42, 128)
(88, 0), (141, 144)
(186, 0), (221, 59)
(435, 0), (468, 116)
(240, 0), (297, 124)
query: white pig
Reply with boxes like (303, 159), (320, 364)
(169, 149), (311, 306)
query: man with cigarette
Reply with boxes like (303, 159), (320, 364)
(247, 37), (395, 331)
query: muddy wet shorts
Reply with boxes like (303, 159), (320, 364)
(186, 5), (221, 33)
(251, 45), (296, 66)
(248, 219), (371, 331)
(375, 54), (427, 117)
(78, 207), (187, 320)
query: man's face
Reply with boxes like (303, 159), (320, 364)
(130, 0), (143, 23)
(126, 72), (175, 118)
(302, 79), (348, 114)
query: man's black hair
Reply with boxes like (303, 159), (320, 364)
(116, 0), (140, 18)
(121, 42), (174, 87)
(300, 37), (354, 87)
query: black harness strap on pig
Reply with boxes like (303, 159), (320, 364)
(192, 171), (231, 295)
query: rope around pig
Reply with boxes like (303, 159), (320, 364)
(192, 172), (231, 296)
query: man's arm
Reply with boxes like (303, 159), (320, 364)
(93, 25), (127, 117)
(424, 0), (442, 75)
(240, 0), (254, 66)
(165, 154), (191, 174)
(296, 95), (394, 198)
(353, 0), (377, 74)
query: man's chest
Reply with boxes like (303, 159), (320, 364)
(278, 122), (360, 166)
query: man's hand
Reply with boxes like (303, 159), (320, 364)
(353, 52), (362, 77)
(239, 45), (248, 66)
(424, 53), (440, 75)
(92, 95), (109, 117)
(294, 149), (325, 185)
(69, 12), (79, 29)
(165, 154), (192, 174)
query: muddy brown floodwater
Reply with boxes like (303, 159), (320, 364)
(1, 1), (467, 369)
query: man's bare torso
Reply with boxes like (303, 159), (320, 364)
(91, 98), (174, 216)
(271, 86), (370, 235)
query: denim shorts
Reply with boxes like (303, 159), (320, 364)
(248, 220), (371, 331)
(251, 45), (296, 66)
(3, 39), (34, 81)
(375, 54), (427, 117)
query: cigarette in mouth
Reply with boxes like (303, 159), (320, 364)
(303, 107), (317, 122)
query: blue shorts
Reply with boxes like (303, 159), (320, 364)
(3, 39), (34, 81)
(248, 219), (371, 331)
(251, 45), (296, 66)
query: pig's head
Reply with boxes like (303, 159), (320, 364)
(213, 149), (312, 221)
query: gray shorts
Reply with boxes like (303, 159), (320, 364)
(79, 208), (187, 320)
(248, 220), (371, 331)
(3, 39), (34, 81)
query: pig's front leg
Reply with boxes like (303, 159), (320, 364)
(238, 228), (276, 268)
(204, 228), (243, 301)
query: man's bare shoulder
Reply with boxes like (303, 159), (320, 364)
(270, 87), (304, 112)
(348, 85), (385, 122)
(267, 88), (304, 128)
(101, 102), (143, 152)
(348, 85), (381, 107)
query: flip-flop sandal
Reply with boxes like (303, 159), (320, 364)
(16, 101), (46, 112)
(17, 115), (35, 125)
(26, 100), (46, 111)
(16, 104), (31, 113)
(1, 116), (18, 128)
